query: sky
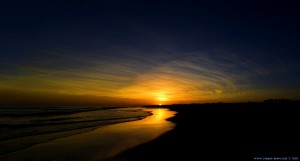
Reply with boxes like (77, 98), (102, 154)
(1, 0), (300, 105)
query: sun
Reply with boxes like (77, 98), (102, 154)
(158, 96), (168, 102)
(155, 93), (169, 105)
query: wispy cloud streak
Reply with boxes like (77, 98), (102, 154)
(0, 46), (297, 104)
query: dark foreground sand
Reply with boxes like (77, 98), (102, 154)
(107, 102), (300, 161)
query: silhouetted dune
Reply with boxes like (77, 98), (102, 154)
(107, 102), (300, 161)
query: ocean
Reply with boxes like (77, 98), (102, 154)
(0, 106), (152, 155)
(0, 106), (176, 161)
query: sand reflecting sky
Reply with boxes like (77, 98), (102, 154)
(0, 108), (176, 161)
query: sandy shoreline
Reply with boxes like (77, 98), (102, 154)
(1, 103), (299, 161)
(0, 108), (175, 161)
(107, 102), (300, 161)
(0, 107), (152, 155)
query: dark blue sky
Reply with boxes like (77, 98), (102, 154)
(1, 0), (300, 105)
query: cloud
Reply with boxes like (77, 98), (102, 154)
(0, 47), (297, 104)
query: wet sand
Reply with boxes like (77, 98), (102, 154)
(107, 102), (300, 161)
(0, 108), (176, 161)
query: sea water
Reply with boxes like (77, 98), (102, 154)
(0, 106), (151, 154)
(0, 107), (176, 161)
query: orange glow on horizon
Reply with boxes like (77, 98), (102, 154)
(1, 61), (295, 106)
(156, 92), (169, 102)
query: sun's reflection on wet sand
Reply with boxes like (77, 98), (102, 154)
(142, 108), (170, 124)
(0, 108), (176, 161)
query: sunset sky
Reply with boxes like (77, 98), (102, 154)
(1, 1), (300, 105)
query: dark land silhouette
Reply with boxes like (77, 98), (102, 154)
(107, 100), (300, 161)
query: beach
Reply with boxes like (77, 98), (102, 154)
(1, 103), (299, 161)
(0, 108), (176, 161)
(107, 102), (300, 161)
